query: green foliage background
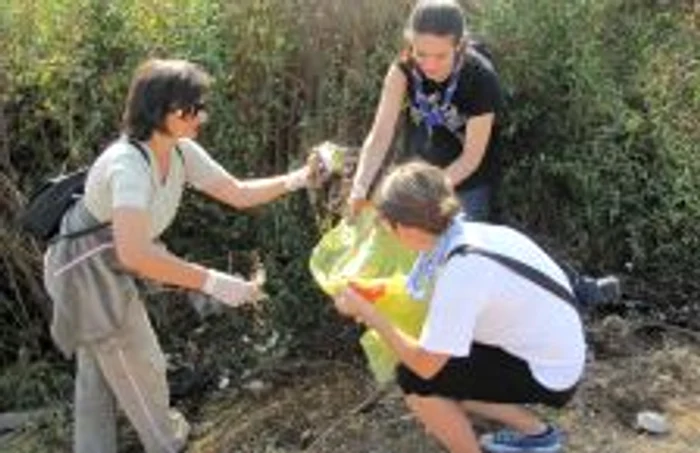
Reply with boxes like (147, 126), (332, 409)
(0, 0), (698, 409)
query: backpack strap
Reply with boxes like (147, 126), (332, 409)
(446, 244), (578, 306)
(48, 139), (160, 244)
(127, 139), (151, 164)
(128, 138), (186, 167)
(48, 219), (110, 244)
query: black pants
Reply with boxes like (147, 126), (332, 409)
(397, 343), (577, 408)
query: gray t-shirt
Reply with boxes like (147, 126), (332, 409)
(84, 137), (228, 238)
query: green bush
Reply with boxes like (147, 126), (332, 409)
(478, 0), (700, 301)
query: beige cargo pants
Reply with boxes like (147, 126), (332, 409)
(74, 298), (189, 453)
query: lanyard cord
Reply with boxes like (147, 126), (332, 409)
(409, 51), (465, 137)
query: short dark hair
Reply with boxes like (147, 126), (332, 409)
(121, 59), (211, 141)
(375, 161), (461, 235)
(405, 0), (466, 44)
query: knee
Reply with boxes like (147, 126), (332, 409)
(403, 394), (435, 433)
(404, 393), (422, 411)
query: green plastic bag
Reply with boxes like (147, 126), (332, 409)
(309, 209), (427, 383)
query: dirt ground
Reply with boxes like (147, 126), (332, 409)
(3, 314), (700, 453)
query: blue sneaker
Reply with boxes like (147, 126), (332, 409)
(480, 425), (563, 453)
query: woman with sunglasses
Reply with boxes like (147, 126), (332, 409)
(336, 162), (585, 453)
(349, 0), (504, 221)
(43, 59), (316, 453)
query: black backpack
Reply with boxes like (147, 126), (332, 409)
(19, 139), (150, 243)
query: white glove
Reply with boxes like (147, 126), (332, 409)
(202, 269), (264, 307)
(284, 166), (310, 191)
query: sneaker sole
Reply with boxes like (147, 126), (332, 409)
(481, 443), (562, 453)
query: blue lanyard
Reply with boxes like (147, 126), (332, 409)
(409, 52), (464, 137)
(406, 214), (466, 301)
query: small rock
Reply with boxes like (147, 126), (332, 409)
(194, 325), (207, 335)
(243, 379), (270, 396)
(218, 376), (230, 390)
(636, 410), (670, 435)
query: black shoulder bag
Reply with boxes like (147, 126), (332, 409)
(19, 139), (151, 243)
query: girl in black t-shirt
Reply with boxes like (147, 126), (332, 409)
(349, 0), (504, 221)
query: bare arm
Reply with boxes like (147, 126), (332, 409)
(335, 288), (450, 379)
(350, 64), (407, 201)
(444, 113), (495, 187)
(113, 207), (208, 289)
(199, 172), (298, 210)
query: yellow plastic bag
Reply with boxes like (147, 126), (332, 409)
(309, 209), (427, 383)
(357, 275), (427, 383)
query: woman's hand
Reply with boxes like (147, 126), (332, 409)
(334, 287), (376, 325)
(346, 196), (373, 219)
(202, 269), (266, 307)
(285, 149), (329, 191)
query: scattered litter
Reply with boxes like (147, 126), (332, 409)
(636, 410), (670, 435)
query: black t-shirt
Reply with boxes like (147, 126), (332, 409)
(397, 47), (504, 191)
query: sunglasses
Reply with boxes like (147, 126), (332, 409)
(176, 101), (208, 123)
(186, 101), (206, 116)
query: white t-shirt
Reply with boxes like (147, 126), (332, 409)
(419, 222), (586, 391)
(84, 137), (229, 238)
